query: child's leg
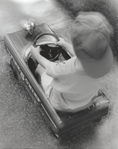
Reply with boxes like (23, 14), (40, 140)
(35, 64), (53, 97)
(35, 64), (45, 83)
(35, 64), (45, 76)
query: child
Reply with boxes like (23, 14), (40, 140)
(31, 11), (113, 112)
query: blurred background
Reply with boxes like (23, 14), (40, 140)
(0, 0), (118, 149)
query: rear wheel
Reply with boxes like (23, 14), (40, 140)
(94, 117), (102, 122)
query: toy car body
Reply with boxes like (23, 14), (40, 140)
(4, 23), (110, 137)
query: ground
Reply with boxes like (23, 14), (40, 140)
(0, 0), (118, 149)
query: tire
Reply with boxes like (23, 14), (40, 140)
(94, 117), (102, 122)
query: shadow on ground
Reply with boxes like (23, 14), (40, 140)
(0, 0), (118, 149)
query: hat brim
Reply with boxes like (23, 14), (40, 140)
(80, 46), (113, 78)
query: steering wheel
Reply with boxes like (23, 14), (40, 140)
(33, 32), (63, 61)
(33, 32), (59, 47)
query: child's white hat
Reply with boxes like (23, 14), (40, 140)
(71, 12), (113, 78)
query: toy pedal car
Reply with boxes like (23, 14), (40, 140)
(4, 23), (110, 137)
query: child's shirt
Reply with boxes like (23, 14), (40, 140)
(45, 56), (101, 112)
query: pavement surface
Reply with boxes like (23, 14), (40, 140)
(0, 0), (118, 149)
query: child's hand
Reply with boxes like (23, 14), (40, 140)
(57, 37), (75, 56)
(57, 37), (67, 48)
(30, 45), (40, 56)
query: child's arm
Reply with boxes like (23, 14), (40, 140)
(57, 37), (75, 56)
(30, 45), (50, 69)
